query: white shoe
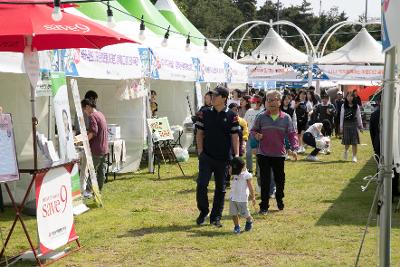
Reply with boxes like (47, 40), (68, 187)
(343, 151), (348, 160)
(352, 156), (357, 162)
(325, 149), (331, 155)
(298, 146), (305, 154)
(306, 155), (319, 161)
(83, 190), (93, 198)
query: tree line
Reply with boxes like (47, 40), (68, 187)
(150, 0), (381, 56)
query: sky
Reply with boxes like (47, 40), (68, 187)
(256, 0), (381, 21)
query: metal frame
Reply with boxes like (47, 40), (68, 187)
(0, 162), (81, 266)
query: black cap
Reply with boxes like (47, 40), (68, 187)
(211, 86), (229, 98)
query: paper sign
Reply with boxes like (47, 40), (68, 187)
(0, 113), (19, 183)
(147, 117), (174, 141)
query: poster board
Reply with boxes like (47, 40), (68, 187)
(147, 117), (174, 141)
(52, 72), (77, 161)
(0, 113), (19, 183)
(35, 165), (78, 255)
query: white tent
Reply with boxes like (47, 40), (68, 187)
(238, 28), (309, 64)
(317, 28), (384, 65)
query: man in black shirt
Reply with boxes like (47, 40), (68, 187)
(195, 86), (240, 227)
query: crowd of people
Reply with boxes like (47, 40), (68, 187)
(194, 85), (366, 234)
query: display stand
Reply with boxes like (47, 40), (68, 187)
(152, 140), (185, 180)
(0, 160), (81, 267)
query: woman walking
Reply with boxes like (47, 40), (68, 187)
(340, 91), (363, 162)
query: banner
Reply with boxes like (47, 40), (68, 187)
(35, 165), (78, 255)
(23, 49), (52, 97)
(147, 117), (174, 141)
(381, 0), (398, 51)
(51, 72), (77, 161)
(318, 65), (384, 81)
(0, 113), (19, 183)
(247, 64), (384, 82)
(70, 79), (103, 207)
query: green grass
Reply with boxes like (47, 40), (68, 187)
(3, 133), (400, 266)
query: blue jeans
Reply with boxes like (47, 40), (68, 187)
(196, 153), (229, 222)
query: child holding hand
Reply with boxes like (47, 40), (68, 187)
(229, 157), (256, 234)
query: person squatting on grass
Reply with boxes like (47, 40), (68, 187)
(302, 120), (332, 161)
(229, 157), (256, 234)
(251, 90), (299, 215)
(195, 86), (240, 227)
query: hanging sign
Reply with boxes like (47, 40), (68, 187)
(0, 113), (19, 183)
(51, 72), (77, 161)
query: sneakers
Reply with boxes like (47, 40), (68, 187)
(297, 146), (305, 154)
(83, 190), (92, 199)
(233, 225), (241, 234)
(343, 150), (348, 160)
(258, 209), (268, 215)
(196, 213), (208, 226)
(325, 149), (331, 155)
(306, 155), (319, 161)
(210, 220), (223, 228)
(277, 201), (284, 211)
(352, 156), (357, 163)
(245, 221), (253, 231)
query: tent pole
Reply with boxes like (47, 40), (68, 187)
(307, 54), (313, 87)
(379, 46), (396, 267)
(30, 84), (38, 169)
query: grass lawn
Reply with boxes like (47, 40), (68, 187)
(3, 133), (400, 266)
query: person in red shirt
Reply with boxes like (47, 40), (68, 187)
(81, 99), (109, 191)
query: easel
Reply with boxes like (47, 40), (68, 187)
(0, 160), (81, 267)
(152, 138), (185, 180)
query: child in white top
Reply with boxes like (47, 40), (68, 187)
(229, 157), (256, 234)
(303, 120), (331, 161)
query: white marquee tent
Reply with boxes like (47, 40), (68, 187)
(238, 28), (309, 64)
(317, 27), (384, 65)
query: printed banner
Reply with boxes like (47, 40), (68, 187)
(247, 64), (383, 81)
(381, 0), (397, 51)
(318, 65), (384, 81)
(0, 113), (19, 183)
(147, 117), (174, 141)
(35, 164), (78, 255)
(70, 79), (103, 207)
(52, 72), (77, 161)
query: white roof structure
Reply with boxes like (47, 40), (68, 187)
(317, 28), (384, 65)
(238, 28), (308, 64)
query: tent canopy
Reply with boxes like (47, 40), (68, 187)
(155, 0), (205, 46)
(117, 0), (178, 36)
(239, 28), (308, 64)
(317, 28), (384, 65)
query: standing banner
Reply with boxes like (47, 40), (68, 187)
(35, 165), (78, 255)
(51, 72), (77, 161)
(70, 163), (89, 215)
(147, 117), (174, 141)
(0, 113), (19, 183)
(70, 79), (103, 207)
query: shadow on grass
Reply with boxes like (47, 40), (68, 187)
(150, 175), (194, 182)
(118, 224), (230, 238)
(316, 156), (394, 227)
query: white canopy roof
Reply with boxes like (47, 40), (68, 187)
(238, 28), (308, 64)
(317, 28), (384, 65)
